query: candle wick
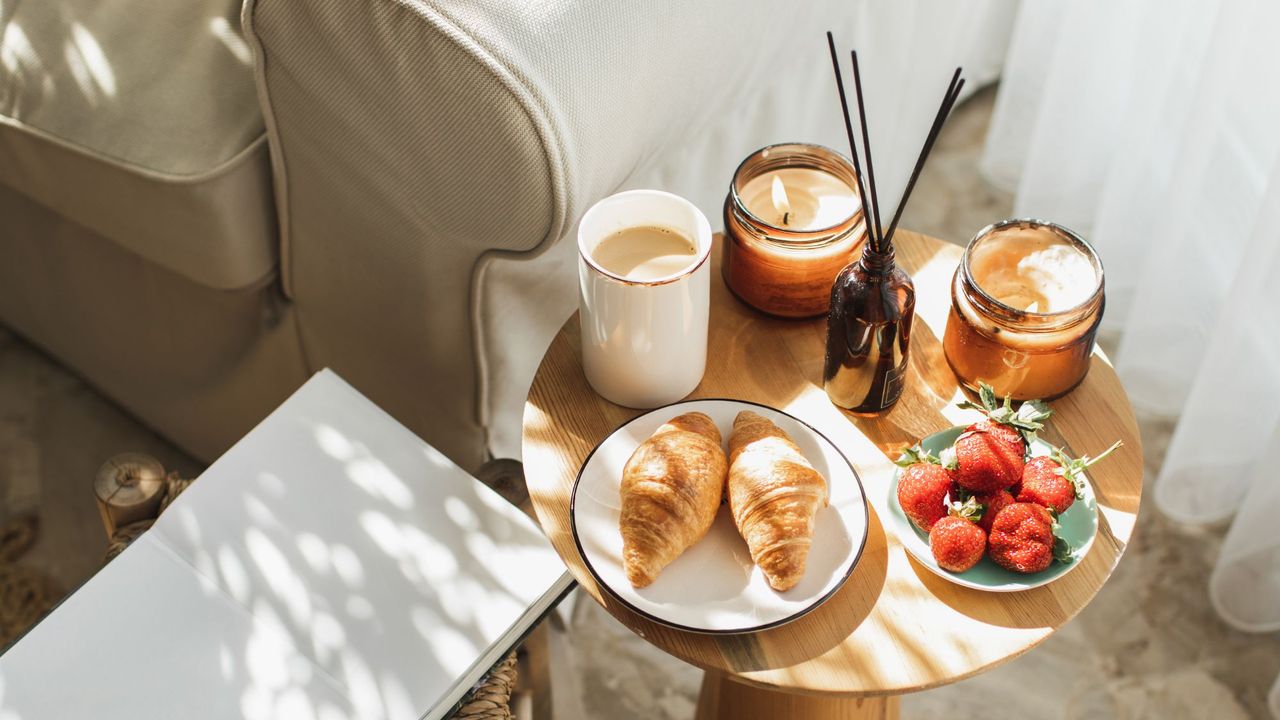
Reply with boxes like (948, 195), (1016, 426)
(783, 211), (790, 226)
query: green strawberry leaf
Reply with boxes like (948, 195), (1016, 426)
(1050, 446), (1070, 468)
(959, 383), (1053, 441)
(894, 444), (941, 467)
(1014, 399), (1053, 426)
(949, 495), (985, 522)
(979, 382), (999, 412)
(1050, 515), (1073, 563)
(1053, 535), (1074, 564)
(959, 382), (1002, 416)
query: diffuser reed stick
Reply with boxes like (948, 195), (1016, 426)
(825, 32), (875, 251)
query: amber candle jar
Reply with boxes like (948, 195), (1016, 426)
(943, 219), (1105, 401)
(723, 143), (866, 318)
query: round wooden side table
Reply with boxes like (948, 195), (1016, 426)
(522, 231), (1143, 719)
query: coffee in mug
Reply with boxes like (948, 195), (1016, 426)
(590, 226), (698, 281)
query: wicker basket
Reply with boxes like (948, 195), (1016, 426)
(104, 473), (519, 720)
(1, 515), (59, 650)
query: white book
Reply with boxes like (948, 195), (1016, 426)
(0, 369), (573, 719)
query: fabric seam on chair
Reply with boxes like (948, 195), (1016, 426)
(240, 0), (314, 384)
(0, 147), (280, 292)
(0, 116), (268, 184)
(240, 0), (294, 300)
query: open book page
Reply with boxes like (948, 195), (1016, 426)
(0, 533), (358, 718)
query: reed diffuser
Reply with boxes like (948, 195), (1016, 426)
(822, 34), (964, 414)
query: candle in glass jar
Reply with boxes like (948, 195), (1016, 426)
(739, 169), (861, 231)
(943, 219), (1105, 400)
(723, 144), (866, 318)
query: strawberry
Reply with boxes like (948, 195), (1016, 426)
(975, 489), (1014, 533)
(952, 421), (1025, 492)
(929, 513), (986, 573)
(987, 502), (1072, 574)
(1016, 456), (1074, 514)
(951, 383), (1052, 493)
(1017, 442), (1122, 515)
(894, 445), (954, 531)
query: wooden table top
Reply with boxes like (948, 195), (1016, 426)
(522, 231), (1143, 697)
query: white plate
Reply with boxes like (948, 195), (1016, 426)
(570, 399), (868, 634)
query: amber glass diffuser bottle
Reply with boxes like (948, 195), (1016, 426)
(820, 35), (962, 415)
(823, 242), (915, 413)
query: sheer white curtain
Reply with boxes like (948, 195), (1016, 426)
(982, 1), (1280, 715)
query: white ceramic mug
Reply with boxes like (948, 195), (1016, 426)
(578, 190), (713, 408)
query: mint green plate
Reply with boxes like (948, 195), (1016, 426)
(888, 425), (1098, 592)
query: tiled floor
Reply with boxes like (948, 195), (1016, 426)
(2, 86), (1278, 718)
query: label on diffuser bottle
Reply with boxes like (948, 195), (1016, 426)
(880, 363), (907, 409)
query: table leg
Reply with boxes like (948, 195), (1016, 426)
(694, 672), (899, 720)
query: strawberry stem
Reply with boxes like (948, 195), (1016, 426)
(1081, 440), (1123, 468)
(1053, 440), (1124, 482)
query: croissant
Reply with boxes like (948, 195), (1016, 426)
(620, 412), (728, 588)
(727, 410), (829, 592)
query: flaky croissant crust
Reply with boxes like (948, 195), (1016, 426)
(728, 411), (828, 592)
(619, 412), (728, 588)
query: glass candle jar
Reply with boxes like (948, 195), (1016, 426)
(723, 143), (866, 318)
(943, 219), (1105, 401)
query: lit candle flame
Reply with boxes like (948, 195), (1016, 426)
(771, 175), (791, 225)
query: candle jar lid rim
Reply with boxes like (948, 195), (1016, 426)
(730, 142), (862, 236)
(961, 217), (1104, 323)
